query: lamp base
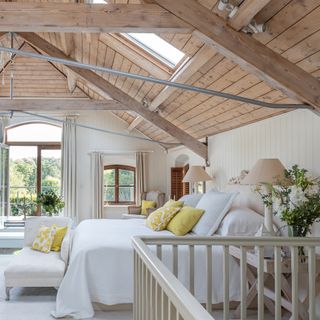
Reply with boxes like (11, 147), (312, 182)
(264, 204), (275, 236)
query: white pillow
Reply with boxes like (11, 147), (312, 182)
(216, 208), (263, 236)
(192, 190), (238, 236)
(179, 194), (203, 207)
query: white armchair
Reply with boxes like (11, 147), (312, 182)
(4, 216), (72, 300)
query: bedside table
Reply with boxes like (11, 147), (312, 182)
(122, 214), (146, 219)
(229, 245), (320, 320)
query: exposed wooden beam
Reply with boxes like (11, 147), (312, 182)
(66, 70), (77, 93)
(127, 44), (217, 131)
(19, 32), (207, 159)
(152, 0), (320, 111)
(0, 3), (191, 33)
(0, 99), (128, 111)
(229, 0), (272, 31)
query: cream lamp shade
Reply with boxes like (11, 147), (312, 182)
(242, 158), (286, 185)
(182, 166), (212, 183)
(242, 158), (286, 238)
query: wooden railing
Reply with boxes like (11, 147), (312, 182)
(132, 236), (320, 320)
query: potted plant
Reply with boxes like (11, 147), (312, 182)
(36, 190), (65, 216)
(257, 165), (320, 256)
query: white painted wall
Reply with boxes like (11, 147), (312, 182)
(76, 111), (167, 221)
(167, 110), (320, 234)
(5, 111), (167, 222)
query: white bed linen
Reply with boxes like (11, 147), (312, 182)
(52, 219), (241, 319)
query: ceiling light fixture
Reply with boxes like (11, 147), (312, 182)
(242, 20), (266, 34)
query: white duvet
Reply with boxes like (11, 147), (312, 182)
(52, 219), (241, 319)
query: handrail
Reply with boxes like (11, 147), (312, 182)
(132, 236), (214, 320)
(138, 235), (320, 246)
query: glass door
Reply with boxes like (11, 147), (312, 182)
(0, 144), (9, 228)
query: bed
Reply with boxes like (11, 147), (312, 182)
(51, 218), (242, 319)
(52, 186), (269, 319)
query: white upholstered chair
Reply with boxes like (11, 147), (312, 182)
(4, 216), (71, 300)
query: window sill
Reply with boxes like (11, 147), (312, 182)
(104, 204), (133, 208)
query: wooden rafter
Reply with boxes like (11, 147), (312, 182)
(127, 44), (217, 131)
(229, 0), (272, 31)
(0, 3), (191, 33)
(0, 99), (129, 111)
(151, 0), (320, 112)
(18, 32), (207, 159)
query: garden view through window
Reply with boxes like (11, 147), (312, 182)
(104, 165), (135, 204)
(5, 122), (62, 219)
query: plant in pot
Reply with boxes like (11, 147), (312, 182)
(257, 165), (320, 256)
(36, 190), (65, 216)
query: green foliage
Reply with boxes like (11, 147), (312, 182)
(36, 190), (64, 216)
(9, 156), (61, 216)
(256, 165), (320, 237)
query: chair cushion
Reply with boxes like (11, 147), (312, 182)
(32, 225), (57, 253)
(24, 217), (71, 247)
(4, 247), (66, 287)
(141, 200), (156, 215)
(145, 191), (160, 202)
(51, 226), (68, 252)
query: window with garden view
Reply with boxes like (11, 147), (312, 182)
(104, 165), (135, 204)
(5, 122), (62, 219)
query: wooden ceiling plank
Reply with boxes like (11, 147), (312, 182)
(19, 32), (207, 160)
(127, 44), (217, 131)
(0, 3), (191, 33)
(151, 0), (320, 111)
(0, 99), (129, 111)
(229, 0), (272, 31)
(59, 33), (74, 56)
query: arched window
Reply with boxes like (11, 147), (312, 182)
(104, 165), (135, 204)
(5, 122), (62, 218)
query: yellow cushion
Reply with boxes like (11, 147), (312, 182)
(167, 206), (205, 236)
(163, 199), (184, 208)
(141, 200), (156, 215)
(146, 206), (181, 231)
(32, 225), (57, 253)
(51, 226), (68, 252)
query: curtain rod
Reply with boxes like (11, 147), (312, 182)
(0, 46), (312, 111)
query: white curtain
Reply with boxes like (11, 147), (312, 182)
(135, 152), (147, 205)
(61, 118), (77, 222)
(0, 117), (8, 144)
(90, 152), (104, 219)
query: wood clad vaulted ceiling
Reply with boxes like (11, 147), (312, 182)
(0, 0), (320, 156)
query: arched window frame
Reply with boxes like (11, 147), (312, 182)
(5, 122), (62, 216)
(104, 165), (136, 205)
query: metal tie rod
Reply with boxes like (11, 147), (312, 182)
(12, 110), (179, 147)
(0, 46), (311, 110)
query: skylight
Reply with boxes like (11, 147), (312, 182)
(124, 33), (185, 68)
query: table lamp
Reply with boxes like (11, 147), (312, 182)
(242, 159), (286, 236)
(182, 166), (212, 194)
